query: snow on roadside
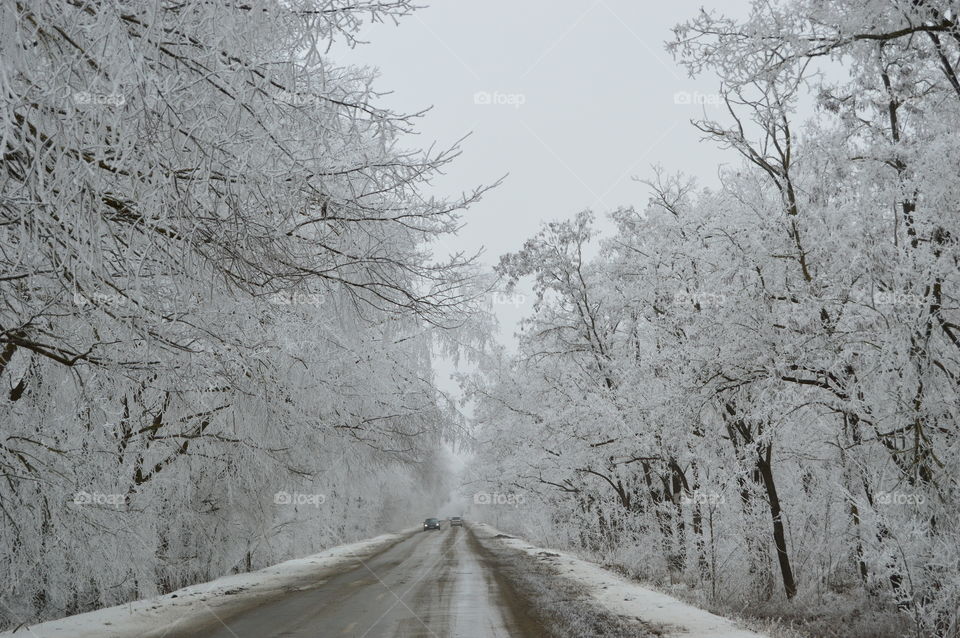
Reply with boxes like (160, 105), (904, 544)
(1, 529), (413, 638)
(474, 523), (769, 638)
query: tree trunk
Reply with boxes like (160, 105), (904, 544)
(756, 442), (797, 599)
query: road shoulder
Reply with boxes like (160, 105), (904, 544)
(473, 523), (770, 638)
(469, 524), (663, 637)
(1, 530), (415, 638)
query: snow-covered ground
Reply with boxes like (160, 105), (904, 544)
(1, 530), (413, 638)
(8, 523), (774, 638)
(474, 523), (769, 638)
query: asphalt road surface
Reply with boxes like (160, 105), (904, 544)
(166, 525), (543, 638)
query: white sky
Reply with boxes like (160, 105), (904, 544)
(329, 0), (753, 399)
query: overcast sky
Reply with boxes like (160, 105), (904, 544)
(331, 1), (752, 393)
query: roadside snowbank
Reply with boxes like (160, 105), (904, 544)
(1, 530), (412, 638)
(474, 523), (768, 638)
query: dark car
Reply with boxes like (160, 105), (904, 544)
(449, 516), (463, 527)
(423, 517), (441, 531)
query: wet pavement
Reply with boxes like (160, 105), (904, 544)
(167, 525), (542, 638)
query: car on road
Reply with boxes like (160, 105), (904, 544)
(423, 517), (441, 531)
(449, 516), (463, 527)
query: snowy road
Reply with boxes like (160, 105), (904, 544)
(166, 525), (540, 638)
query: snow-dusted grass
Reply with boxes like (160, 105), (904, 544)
(736, 597), (910, 638)
(474, 522), (770, 638)
(596, 548), (912, 638)
(0, 529), (414, 638)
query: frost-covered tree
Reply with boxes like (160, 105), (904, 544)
(466, 2), (960, 635)
(0, 0), (485, 627)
